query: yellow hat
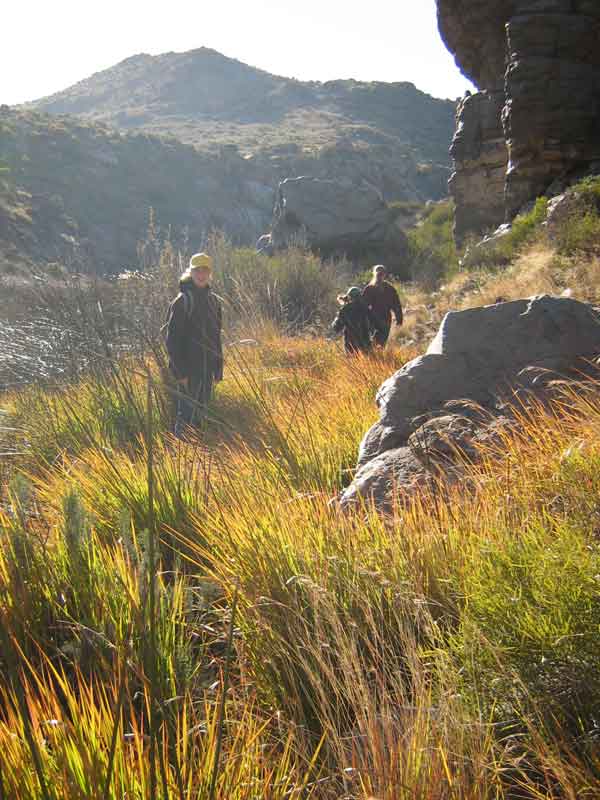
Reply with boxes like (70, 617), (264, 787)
(189, 252), (213, 272)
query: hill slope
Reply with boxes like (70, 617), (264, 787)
(0, 107), (273, 273)
(27, 48), (456, 164)
(2, 49), (457, 273)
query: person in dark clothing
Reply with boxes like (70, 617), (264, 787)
(331, 286), (374, 355)
(166, 252), (223, 437)
(362, 264), (403, 348)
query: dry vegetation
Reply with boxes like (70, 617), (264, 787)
(3, 186), (600, 797)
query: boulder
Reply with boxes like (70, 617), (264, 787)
(408, 414), (478, 462)
(270, 176), (408, 268)
(342, 295), (600, 506)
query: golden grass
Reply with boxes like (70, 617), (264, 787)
(397, 242), (600, 347)
(5, 267), (600, 795)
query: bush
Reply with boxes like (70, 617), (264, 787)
(554, 177), (600, 255)
(572, 175), (600, 207)
(206, 233), (348, 332)
(556, 211), (600, 255)
(464, 196), (549, 270)
(406, 200), (459, 288)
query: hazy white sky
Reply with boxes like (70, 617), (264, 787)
(4, 0), (473, 105)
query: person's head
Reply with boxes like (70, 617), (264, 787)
(188, 252), (213, 288)
(337, 286), (362, 305)
(371, 264), (387, 285)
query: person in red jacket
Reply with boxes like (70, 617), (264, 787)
(362, 265), (403, 348)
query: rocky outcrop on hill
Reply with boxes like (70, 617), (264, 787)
(449, 91), (507, 245)
(270, 177), (408, 267)
(0, 108), (275, 273)
(437, 1), (600, 243)
(5, 48), (458, 273)
(342, 295), (600, 507)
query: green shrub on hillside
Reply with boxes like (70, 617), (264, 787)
(572, 174), (600, 206)
(557, 211), (600, 255)
(465, 196), (549, 270)
(406, 200), (459, 287)
(509, 196), (549, 248)
(555, 176), (600, 255)
(206, 234), (347, 331)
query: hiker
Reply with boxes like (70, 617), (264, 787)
(362, 265), (403, 348)
(166, 252), (223, 437)
(331, 286), (374, 355)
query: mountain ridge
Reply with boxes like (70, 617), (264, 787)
(2, 48), (457, 273)
(24, 47), (456, 162)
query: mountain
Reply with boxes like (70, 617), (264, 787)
(27, 48), (456, 164)
(1, 49), (457, 273)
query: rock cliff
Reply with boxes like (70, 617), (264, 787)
(437, 0), (600, 243)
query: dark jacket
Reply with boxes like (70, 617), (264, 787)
(331, 298), (373, 354)
(362, 281), (403, 330)
(166, 277), (223, 381)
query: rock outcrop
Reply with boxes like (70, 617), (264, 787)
(271, 177), (409, 268)
(437, 1), (600, 243)
(342, 295), (600, 507)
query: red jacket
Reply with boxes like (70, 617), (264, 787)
(362, 282), (403, 329)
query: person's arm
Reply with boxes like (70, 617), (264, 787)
(391, 286), (403, 326)
(213, 300), (224, 382)
(166, 295), (188, 381)
(331, 307), (346, 334)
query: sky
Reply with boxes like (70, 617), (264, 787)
(3, 0), (474, 106)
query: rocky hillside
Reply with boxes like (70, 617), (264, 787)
(27, 48), (455, 166)
(1, 49), (459, 273)
(437, 0), (600, 243)
(0, 107), (275, 273)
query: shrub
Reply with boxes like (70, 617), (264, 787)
(206, 233), (347, 331)
(406, 200), (459, 287)
(554, 177), (600, 255)
(464, 196), (549, 270)
(556, 211), (600, 255)
(572, 174), (600, 207)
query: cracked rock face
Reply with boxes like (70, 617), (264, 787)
(437, 0), (600, 243)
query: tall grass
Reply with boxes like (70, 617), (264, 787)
(6, 270), (600, 795)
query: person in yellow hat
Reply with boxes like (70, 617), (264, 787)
(166, 252), (223, 437)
